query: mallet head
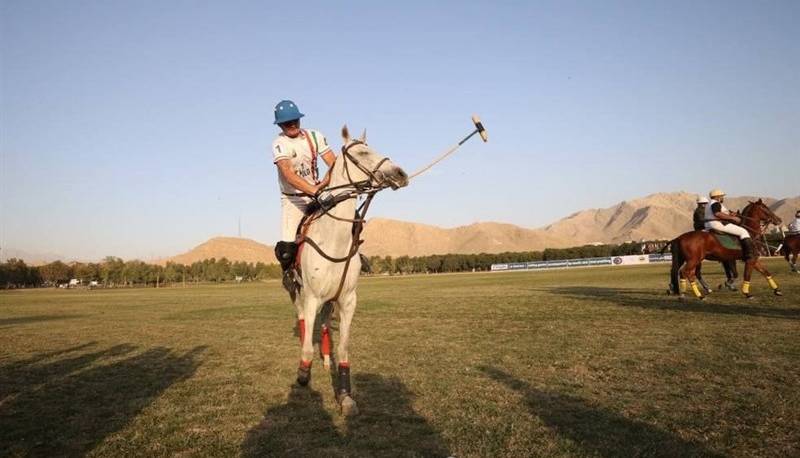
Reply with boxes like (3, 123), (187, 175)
(472, 114), (488, 142)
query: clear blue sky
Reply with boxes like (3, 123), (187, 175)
(2, 0), (798, 261)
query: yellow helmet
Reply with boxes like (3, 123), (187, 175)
(709, 189), (725, 199)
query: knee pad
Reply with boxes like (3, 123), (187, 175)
(275, 241), (298, 270)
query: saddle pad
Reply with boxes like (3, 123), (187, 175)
(713, 232), (741, 250)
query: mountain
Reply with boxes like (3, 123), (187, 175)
(360, 219), (568, 257)
(539, 192), (782, 245)
(158, 237), (276, 266)
(770, 197), (800, 223)
(0, 248), (66, 266)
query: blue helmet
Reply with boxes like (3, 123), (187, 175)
(273, 100), (305, 125)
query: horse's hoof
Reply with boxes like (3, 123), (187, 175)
(678, 295), (687, 302)
(744, 294), (754, 300)
(297, 366), (311, 387)
(774, 289), (783, 296)
(339, 395), (359, 416)
(699, 295), (706, 301)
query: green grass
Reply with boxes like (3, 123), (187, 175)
(1, 259), (799, 457)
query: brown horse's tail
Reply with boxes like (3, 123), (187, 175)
(660, 239), (672, 255)
(668, 237), (684, 294)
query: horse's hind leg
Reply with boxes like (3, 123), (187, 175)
(695, 263), (712, 294)
(791, 252), (798, 273)
(682, 258), (705, 299)
(320, 301), (334, 369)
(335, 292), (359, 416)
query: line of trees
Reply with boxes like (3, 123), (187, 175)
(0, 240), (671, 289)
(366, 242), (652, 275)
(0, 257), (282, 289)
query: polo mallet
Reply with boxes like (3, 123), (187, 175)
(408, 114), (488, 179)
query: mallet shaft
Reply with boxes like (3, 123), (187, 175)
(408, 114), (488, 180)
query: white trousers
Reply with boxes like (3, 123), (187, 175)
(706, 220), (750, 239)
(281, 198), (308, 242)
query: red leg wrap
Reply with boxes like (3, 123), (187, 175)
(298, 319), (305, 344)
(321, 324), (331, 356)
(300, 359), (312, 368)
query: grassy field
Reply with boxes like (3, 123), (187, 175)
(1, 259), (798, 457)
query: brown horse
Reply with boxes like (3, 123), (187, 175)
(668, 199), (782, 299)
(781, 234), (800, 273)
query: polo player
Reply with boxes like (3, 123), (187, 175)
(704, 189), (755, 260)
(693, 196), (709, 231)
(270, 100), (336, 285)
(788, 210), (800, 235)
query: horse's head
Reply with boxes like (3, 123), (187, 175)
(744, 198), (782, 226)
(339, 125), (409, 190)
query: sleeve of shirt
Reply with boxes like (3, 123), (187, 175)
(710, 202), (722, 215)
(272, 139), (290, 163)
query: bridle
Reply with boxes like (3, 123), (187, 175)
(739, 202), (781, 253)
(326, 140), (394, 194)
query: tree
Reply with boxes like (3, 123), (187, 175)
(39, 261), (72, 285)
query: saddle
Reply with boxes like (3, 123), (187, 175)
(705, 230), (742, 250)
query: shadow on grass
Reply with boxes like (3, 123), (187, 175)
(242, 373), (449, 457)
(536, 286), (800, 320)
(0, 343), (207, 456)
(479, 366), (721, 457)
(0, 314), (86, 328)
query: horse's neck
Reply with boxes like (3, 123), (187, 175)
(308, 157), (358, 252)
(740, 205), (760, 233)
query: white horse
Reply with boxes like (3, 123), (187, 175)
(294, 125), (408, 415)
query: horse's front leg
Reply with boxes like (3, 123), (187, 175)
(751, 260), (782, 296)
(294, 294), (305, 345)
(335, 291), (358, 416)
(791, 252), (798, 273)
(297, 293), (320, 386)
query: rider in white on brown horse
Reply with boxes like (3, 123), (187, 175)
(704, 188), (755, 260)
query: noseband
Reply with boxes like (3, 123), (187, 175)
(338, 140), (392, 192)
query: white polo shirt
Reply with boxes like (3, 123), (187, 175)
(789, 217), (800, 234)
(272, 129), (331, 206)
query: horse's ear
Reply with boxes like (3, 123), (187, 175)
(359, 128), (367, 143)
(757, 198), (763, 203)
(341, 125), (350, 144)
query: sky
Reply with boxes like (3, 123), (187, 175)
(1, 0), (798, 261)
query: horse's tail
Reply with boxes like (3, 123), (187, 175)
(669, 237), (684, 293)
(659, 239), (672, 255)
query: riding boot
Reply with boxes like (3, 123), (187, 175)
(275, 241), (300, 300)
(275, 241), (298, 271)
(741, 238), (755, 261)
